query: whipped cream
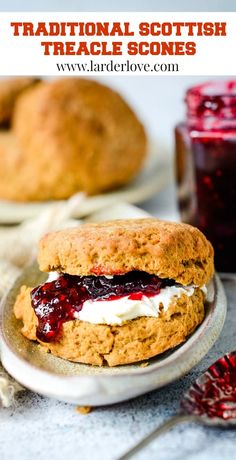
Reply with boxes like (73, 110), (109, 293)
(45, 272), (207, 326)
(77, 284), (197, 326)
(47, 272), (60, 282)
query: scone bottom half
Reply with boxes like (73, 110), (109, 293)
(13, 218), (214, 367)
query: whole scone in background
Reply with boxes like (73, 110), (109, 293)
(0, 78), (147, 202)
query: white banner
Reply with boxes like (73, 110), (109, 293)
(0, 12), (234, 75)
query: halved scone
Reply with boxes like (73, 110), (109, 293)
(14, 218), (214, 366)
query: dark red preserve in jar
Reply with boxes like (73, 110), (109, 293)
(175, 81), (236, 272)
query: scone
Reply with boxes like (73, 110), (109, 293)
(14, 218), (214, 366)
(0, 78), (147, 201)
(0, 77), (40, 125)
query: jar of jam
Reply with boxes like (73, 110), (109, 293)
(175, 81), (236, 272)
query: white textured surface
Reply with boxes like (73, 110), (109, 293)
(0, 280), (234, 460)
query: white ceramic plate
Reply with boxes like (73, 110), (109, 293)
(0, 144), (171, 224)
(0, 270), (226, 406)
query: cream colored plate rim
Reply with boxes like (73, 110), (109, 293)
(0, 272), (226, 406)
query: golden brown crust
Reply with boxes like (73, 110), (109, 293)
(0, 131), (81, 202)
(0, 131), (56, 202)
(0, 132), (25, 201)
(14, 286), (205, 367)
(0, 77), (146, 201)
(0, 77), (39, 125)
(39, 218), (214, 286)
(13, 285), (38, 340)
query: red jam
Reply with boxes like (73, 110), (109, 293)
(175, 81), (236, 272)
(31, 271), (174, 343)
(181, 352), (236, 420)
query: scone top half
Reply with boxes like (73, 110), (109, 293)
(38, 218), (214, 286)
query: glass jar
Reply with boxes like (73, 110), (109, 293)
(175, 81), (236, 273)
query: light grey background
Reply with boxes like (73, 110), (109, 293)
(98, 76), (222, 150)
(0, 281), (235, 460)
(0, 0), (236, 12)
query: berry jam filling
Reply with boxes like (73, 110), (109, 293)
(31, 271), (175, 343)
(182, 352), (236, 420)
